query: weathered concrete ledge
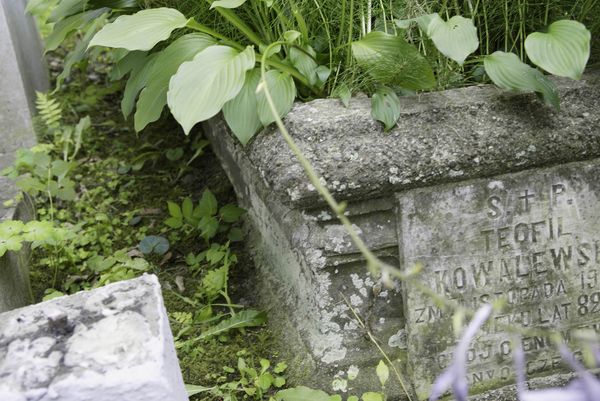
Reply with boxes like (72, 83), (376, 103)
(0, 274), (188, 401)
(245, 72), (600, 208)
(204, 70), (600, 399)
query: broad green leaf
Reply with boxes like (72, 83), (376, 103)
(288, 46), (318, 85)
(418, 13), (478, 65)
(223, 69), (262, 145)
(89, 8), (188, 51)
(283, 30), (301, 43)
(371, 87), (401, 131)
(22, 221), (56, 242)
(89, 0), (138, 7)
(139, 235), (170, 255)
(275, 386), (331, 401)
(110, 50), (147, 81)
(202, 265), (228, 298)
(0, 221), (25, 237)
(167, 200), (182, 218)
(351, 31), (435, 90)
(134, 33), (216, 131)
(210, 0), (248, 9)
(525, 20), (590, 80)
(394, 18), (415, 29)
(182, 197), (194, 221)
(185, 384), (214, 396)
(219, 204), (245, 223)
(274, 362), (287, 374)
(167, 45), (255, 134)
(198, 190), (218, 217)
(0, 237), (23, 257)
(199, 216), (219, 240)
(199, 310), (267, 340)
(45, 8), (108, 51)
(332, 84), (351, 107)
(56, 15), (109, 88)
(484, 51), (559, 109)
(121, 53), (157, 117)
(257, 70), (296, 126)
(375, 360), (389, 386)
(361, 393), (384, 401)
(49, 0), (85, 22)
(257, 373), (274, 390)
(27, 0), (59, 15)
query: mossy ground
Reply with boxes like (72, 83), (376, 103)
(27, 50), (280, 400)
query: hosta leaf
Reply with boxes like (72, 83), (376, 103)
(257, 70), (296, 126)
(525, 20), (590, 80)
(121, 53), (158, 117)
(88, 0), (138, 7)
(484, 51), (559, 109)
(168, 45), (255, 134)
(49, 0), (86, 22)
(418, 13), (478, 65)
(56, 14), (109, 88)
(135, 33), (216, 131)
(199, 310), (267, 340)
(223, 68), (262, 145)
(45, 8), (108, 51)
(371, 87), (401, 131)
(351, 31), (435, 90)
(275, 386), (331, 401)
(288, 46), (318, 86)
(89, 8), (188, 51)
(110, 50), (147, 81)
(210, 0), (248, 9)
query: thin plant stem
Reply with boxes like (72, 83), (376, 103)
(342, 293), (414, 401)
(259, 43), (406, 283)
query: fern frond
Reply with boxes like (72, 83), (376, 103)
(35, 91), (62, 131)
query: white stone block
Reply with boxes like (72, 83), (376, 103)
(0, 274), (188, 401)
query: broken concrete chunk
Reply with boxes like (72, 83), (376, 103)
(0, 274), (188, 401)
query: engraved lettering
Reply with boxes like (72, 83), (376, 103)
(552, 183), (566, 205)
(487, 195), (503, 219)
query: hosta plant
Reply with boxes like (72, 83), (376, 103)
(33, 0), (591, 141)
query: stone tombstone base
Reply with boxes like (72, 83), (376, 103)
(0, 274), (188, 401)
(204, 71), (600, 399)
(0, 0), (48, 312)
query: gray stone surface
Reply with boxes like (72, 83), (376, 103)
(0, 274), (188, 401)
(399, 159), (600, 398)
(0, 0), (47, 312)
(204, 70), (600, 399)
(245, 72), (600, 208)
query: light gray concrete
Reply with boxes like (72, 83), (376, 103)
(204, 70), (600, 399)
(0, 274), (188, 401)
(0, 0), (47, 312)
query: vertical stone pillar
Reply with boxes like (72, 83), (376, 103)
(0, 0), (48, 311)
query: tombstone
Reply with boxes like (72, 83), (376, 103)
(0, 274), (188, 401)
(0, 0), (48, 312)
(204, 71), (600, 398)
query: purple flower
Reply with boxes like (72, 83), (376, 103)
(515, 340), (600, 401)
(429, 304), (493, 401)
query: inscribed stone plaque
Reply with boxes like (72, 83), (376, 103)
(398, 159), (600, 399)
